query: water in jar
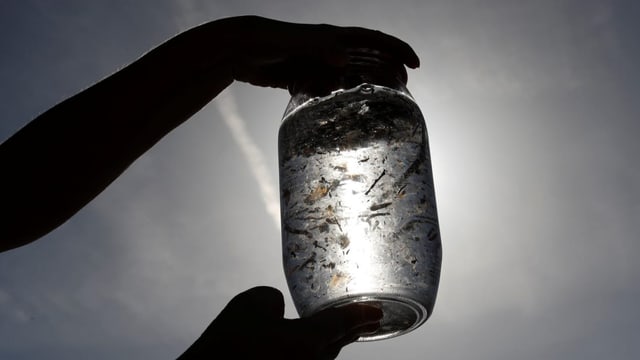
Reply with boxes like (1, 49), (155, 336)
(278, 84), (441, 341)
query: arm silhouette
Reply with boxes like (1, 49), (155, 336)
(0, 15), (418, 252)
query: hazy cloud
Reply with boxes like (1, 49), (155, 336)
(216, 91), (281, 230)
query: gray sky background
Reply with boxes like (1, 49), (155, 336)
(1, 1), (639, 359)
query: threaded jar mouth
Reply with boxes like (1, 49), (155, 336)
(286, 48), (409, 111)
(308, 294), (430, 342)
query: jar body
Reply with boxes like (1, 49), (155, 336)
(278, 83), (441, 341)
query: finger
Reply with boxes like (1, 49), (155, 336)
(313, 321), (382, 360)
(255, 16), (419, 69)
(321, 332), (361, 360)
(279, 303), (382, 353)
(335, 26), (420, 69)
(307, 303), (384, 344)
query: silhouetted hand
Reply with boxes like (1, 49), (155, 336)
(177, 286), (382, 360)
(174, 15), (420, 90)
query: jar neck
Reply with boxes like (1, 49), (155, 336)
(338, 49), (409, 92)
(286, 49), (410, 109)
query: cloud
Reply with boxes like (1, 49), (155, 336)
(215, 91), (281, 230)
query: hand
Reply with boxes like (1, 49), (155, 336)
(176, 15), (420, 90)
(178, 286), (383, 360)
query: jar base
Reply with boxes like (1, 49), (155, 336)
(314, 294), (429, 342)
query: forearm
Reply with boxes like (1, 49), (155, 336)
(0, 23), (234, 252)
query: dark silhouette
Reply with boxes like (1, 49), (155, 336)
(0, 15), (419, 359)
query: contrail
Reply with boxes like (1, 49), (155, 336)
(215, 92), (281, 230)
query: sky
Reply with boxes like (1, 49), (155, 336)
(1, 0), (639, 359)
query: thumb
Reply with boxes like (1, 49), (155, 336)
(215, 286), (285, 325)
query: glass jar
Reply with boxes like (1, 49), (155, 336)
(278, 49), (441, 341)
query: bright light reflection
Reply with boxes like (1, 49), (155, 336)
(333, 149), (380, 294)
